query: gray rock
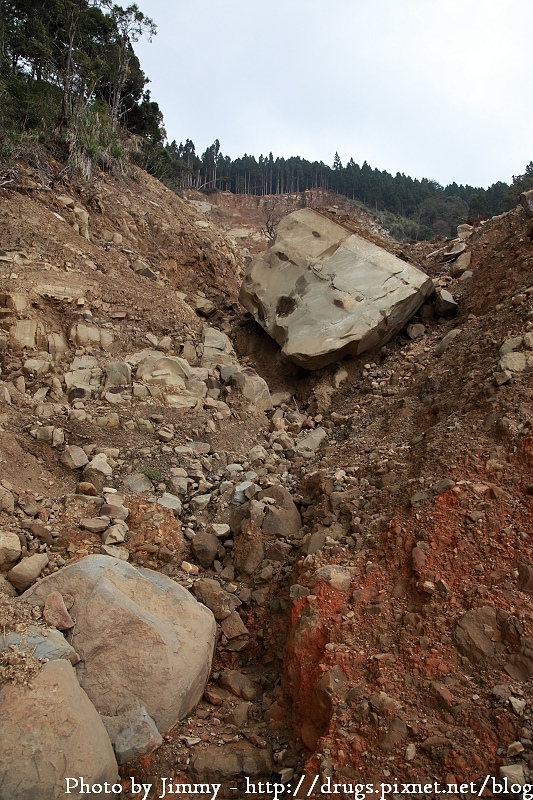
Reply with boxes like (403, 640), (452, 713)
(311, 565), (352, 592)
(104, 361), (132, 388)
(102, 522), (128, 545)
(7, 553), (49, 591)
(499, 352), (527, 373)
(232, 480), (258, 504)
(157, 492), (182, 513)
(1, 624), (79, 664)
(201, 326), (236, 368)
(135, 352), (191, 387)
(83, 454), (113, 486)
(0, 660), (118, 800)
(494, 369), (513, 386)
(60, 445), (89, 469)
(101, 544), (129, 560)
(132, 259), (157, 280)
(435, 289), (458, 318)
(123, 472), (154, 492)
(193, 578), (241, 620)
(294, 427), (328, 457)
(191, 531), (219, 568)
(520, 189), (533, 218)
(231, 368), (273, 411)
(23, 556), (216, 735)
(449, 251), (471, 277)
(407, 323), (425, 340)
(259, 485), (302, 538)
(189, 741), (273, 781)
(500, 764), (526, 786)
(434, 328), (461, 356)
(0, 575), (17, 596)
(80, 517), (110, 534)
(190, 493), (212, 511)
(239, 208), (434, 369)
(102, 706), (163, 765)
(499, 336), (523, 356)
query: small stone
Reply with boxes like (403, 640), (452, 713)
(157, 492), (182, 513)
(499, 352), (527, 373)
(510, 696), (527, 716)
(405, 743), (416, 761)
(507, 741), (525, 757)
(191, 531), (219, 568)
(435, 289), (458, 318)
(29, 522), (54, 545)
(43, 590), (75, 630)
(407, 323), (425, 340)
(435, 328), (461, 356)
(101, 545), (129, 560)
(76, 482), (99, 496)
(500, 336), (523, 356)
(7, 553), (49, 591)
(79, 517), (110, 534)
(190, 493), (212, 511)
(60, 445), (89, 469)
(102, 522), (128, 545)
(102, 707), (162, 765)
(218, 670), (259, 701)
(0, 487), (15, 514)
(220, 611), (249, 640)
(181, 560), (200, 575)
(123, 473), (154, 493)
(0, 531), (22, 567)
(494, 369), (513, 386)
(500, 764), (525, 787)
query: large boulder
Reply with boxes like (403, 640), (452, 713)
(23, 556), (216, 736)
(239, 208), (434, 369)
(0, 659), (118, 800)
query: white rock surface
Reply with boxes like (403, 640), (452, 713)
(239, 208), (434, 369)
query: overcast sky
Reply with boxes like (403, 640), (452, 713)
(133, 0), (532, 189)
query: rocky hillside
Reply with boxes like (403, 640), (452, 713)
(184, 187), (386, 258)
(1, 160), (533, 798)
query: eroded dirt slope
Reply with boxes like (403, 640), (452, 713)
(1, 161), (533, 797)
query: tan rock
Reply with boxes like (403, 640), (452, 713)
(7, 552), (49, 591)
(0, 530), (21, 566)
(0, 659), (118, 799)
(23, 555), (216, 735)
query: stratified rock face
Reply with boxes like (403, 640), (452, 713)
(23, 556), (216, 735)
(239, 209), (434, 369)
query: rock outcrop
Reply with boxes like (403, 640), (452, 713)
(239, 208), (434, 369)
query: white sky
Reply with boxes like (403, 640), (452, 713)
(133, 0), (532, 189)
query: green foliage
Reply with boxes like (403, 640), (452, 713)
(0, 0), (162, 174)
(164, 138), (519, 240)
(142, 465), (161, 483)
(499, 163), (533, 212)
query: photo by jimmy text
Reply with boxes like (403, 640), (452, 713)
(64, 775), (533, 800)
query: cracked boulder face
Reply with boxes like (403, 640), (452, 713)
(239, 208), (434, 369)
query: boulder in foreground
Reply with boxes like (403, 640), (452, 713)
(0, 659), (118, 800)
(239, 209), (434, 369)
(23, 556), (216, 737)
